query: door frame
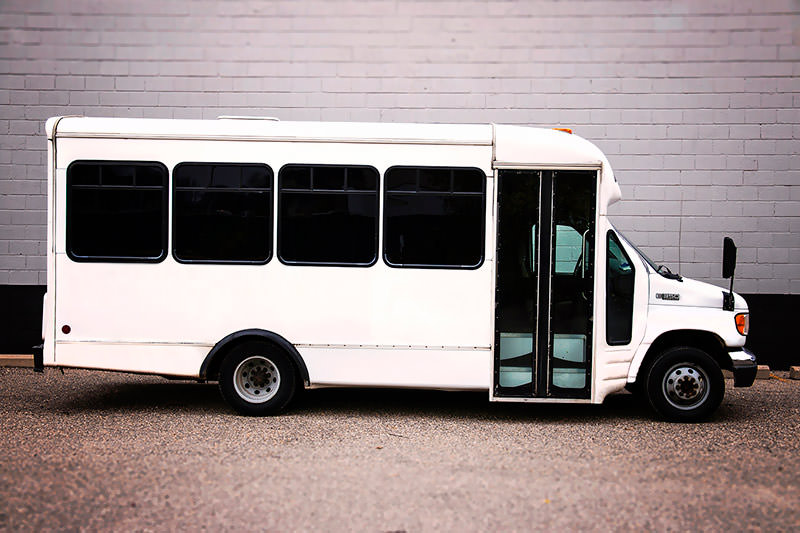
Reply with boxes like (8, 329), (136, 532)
(489, 163), (602, 404)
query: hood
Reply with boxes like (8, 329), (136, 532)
(649, 274), (748, 311)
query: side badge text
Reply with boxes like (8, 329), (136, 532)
(655, 293), (680, 301)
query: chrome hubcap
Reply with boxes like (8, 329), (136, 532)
(663, 363), (709, 410)
(233, 356), (280, 403)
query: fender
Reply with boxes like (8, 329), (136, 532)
(199, 329), (310, 385)
(627, 329), (730, 385)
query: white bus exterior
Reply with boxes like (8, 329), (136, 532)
(36, 116), (757, 420)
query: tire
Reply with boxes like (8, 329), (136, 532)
(644, 346), (724, 422)
(218, 341), (297, 416)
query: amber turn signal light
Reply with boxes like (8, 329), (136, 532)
(735, 313), (749, 336)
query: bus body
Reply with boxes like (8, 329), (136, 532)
(37, 116), (757, 420)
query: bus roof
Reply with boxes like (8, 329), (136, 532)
(47, 116), (609, 167)
(47, 116), (621, 210)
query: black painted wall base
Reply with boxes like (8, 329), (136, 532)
(1, 285), (46, 354)
(741, 293), (797, 370)
(1, 285), (797, 369)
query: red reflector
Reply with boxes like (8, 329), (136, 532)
(62, 325), (71, 334)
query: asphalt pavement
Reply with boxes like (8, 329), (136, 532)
(1, 367), (798, 531)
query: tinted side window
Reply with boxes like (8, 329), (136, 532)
(173, 163), (273, 263)
(67, 161), (167, 262)
(384, 167), (485, 268)
(606, 231), (635, 345)
(278, 165), (379, 266)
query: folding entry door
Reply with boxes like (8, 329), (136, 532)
(493, 169), (597, 399)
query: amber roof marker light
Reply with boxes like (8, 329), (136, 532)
(553, 128), (573, 134)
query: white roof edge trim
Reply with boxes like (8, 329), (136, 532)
(46, 115), (82, 140)
(217, 115), (280, 121)
(491, 123), (497, 164)
(49, 117), (495, 146)
(493, 161), (602, 170)
(53, 131), (494, 146)
(45, 117), (59, 139)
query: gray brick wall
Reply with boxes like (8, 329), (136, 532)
(1, 0), (798, 293)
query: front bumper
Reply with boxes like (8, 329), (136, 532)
(729, 347), (757, 387)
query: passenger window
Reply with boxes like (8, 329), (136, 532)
(384, 166), (485, 268)
(67, 161), (167, 262)
(173, 163), (273, 263)
(278, 165), (379, 266)
(606, 231), (635, 345)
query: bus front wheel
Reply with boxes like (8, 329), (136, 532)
(218, 341), (297, 416)
(644, 346), (724, 422)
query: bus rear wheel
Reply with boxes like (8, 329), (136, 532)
(218, 341), (297, 416)
(644, 346), (724, 422)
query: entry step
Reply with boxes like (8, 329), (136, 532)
(498, 333), (586, 364)
(499, 366), (586, 389)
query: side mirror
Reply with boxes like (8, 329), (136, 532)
(722, 237), (737, 279)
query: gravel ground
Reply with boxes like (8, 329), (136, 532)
(0, 367), (798, 531)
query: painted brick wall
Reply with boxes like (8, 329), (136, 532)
(1, 0), (798, 293)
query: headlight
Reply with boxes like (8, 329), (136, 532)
(735, 313), (749, 336)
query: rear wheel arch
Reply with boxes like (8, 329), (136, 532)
(200, 329), (309, 387)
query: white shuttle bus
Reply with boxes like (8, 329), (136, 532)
(36, 116), (757, 421)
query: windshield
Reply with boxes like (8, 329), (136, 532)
(616, 231), (658, 272)
(610, 224), (681, 280)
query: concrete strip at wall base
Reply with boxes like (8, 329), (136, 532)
(0, 354), (33, 368)
(700, 366), (775, 381)
(756, 365), (771, 380)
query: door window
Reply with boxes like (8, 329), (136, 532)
(494, 169), (596, 399)
(606, 231), (635, 345)
(530, 224), (583, 274)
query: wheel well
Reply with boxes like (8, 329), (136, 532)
(200, 329), (309, 387)
(635, 330), (731, 386)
